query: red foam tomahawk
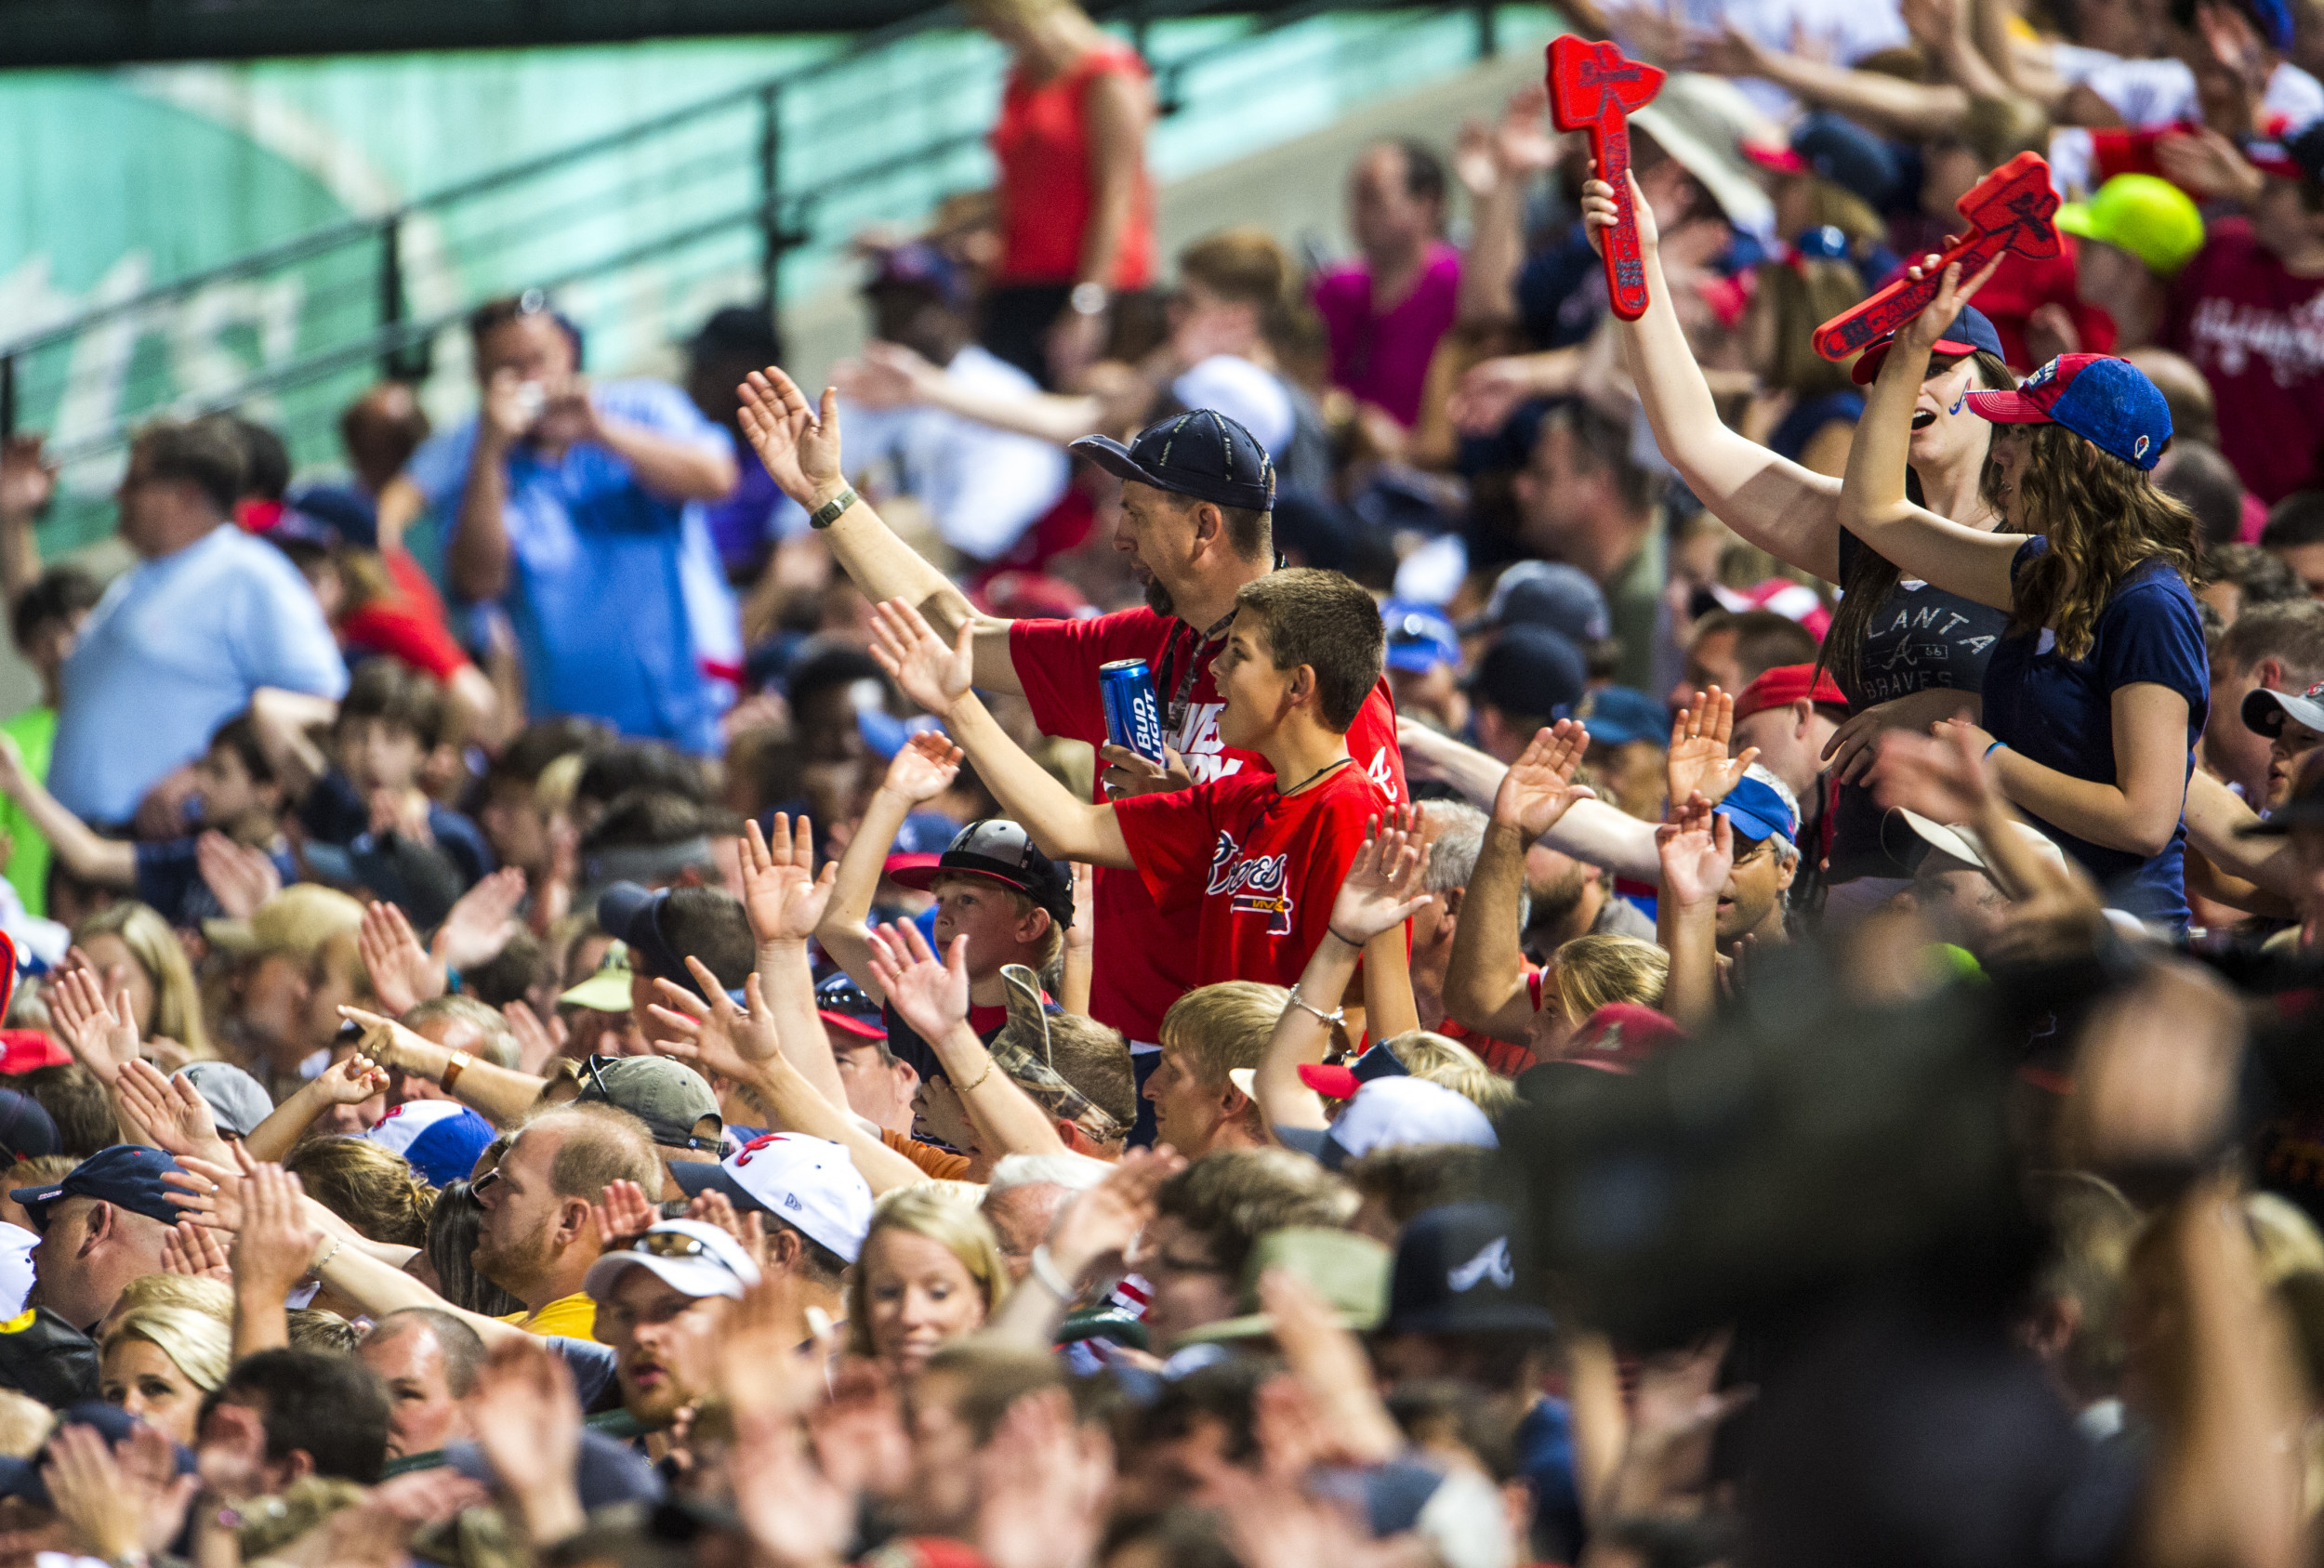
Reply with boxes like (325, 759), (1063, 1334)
(1811, 151), (2060, 362)
(1547, 34), (1665, 322)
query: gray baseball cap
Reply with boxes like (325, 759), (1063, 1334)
(173, 1061), (274, 1139)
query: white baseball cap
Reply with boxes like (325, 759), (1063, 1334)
(1277, 1077), (1497, 1170)
(668, 1132), (875, 1263)
(583, 1218), (762, 1304)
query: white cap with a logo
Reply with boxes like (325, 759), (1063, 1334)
(669, 1131), (875, 1263)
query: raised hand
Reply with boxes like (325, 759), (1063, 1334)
(866, 597), (974, 717)
(358, 900), (442, 1018)
(589, 1178), (659, 1245)
(232, 1162), (322, 1303)
(973, 1389), (1112, 1568)
(1821, 687), (1974, 785)
(1328, 808), (1434, 947)
(1666, 687), (1760, 810)
(503, 1000), (562, 1075)
(740, 814), (837, 946)
(647, 961), (782, 1080)
(44, 968), (140, 1085)
(434, 865), (528, 970)
(45, 1421), (195, 1562)
(195, 833), (282, 920)
(736, 368), (846, 507)
(1491, 718), (1592, 837)
(726, 1279), (856, 1568)
(159, 1221), (232, 1283)
(1579, 168), (1663, 258)
(163, 1150), (248, 1236)
(865, 921), (968, 1048)
(1895, 253), (2006, 360)
(114, 1060), (228, 1165)
(881, 731), (964, 805)
(1864, 722), (1996, 828)
(466, 1336), (584, 1537)
(1053, 1143), (1186, 1286)
(0, 434), (57, 520)
(686, 1188), (769, 1270)
(1656, 793), (1734, 910)
(314, 1051), (390, 1107)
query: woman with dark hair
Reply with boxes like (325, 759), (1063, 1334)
(1839, 257), (2207, 930)
(418, 1177), (523, 1317)
(1580, 174), (2014, 910)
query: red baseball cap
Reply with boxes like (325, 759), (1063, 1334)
(0, 1032), (67, 1075)
(1743, 140), (1808, 176)
(1559, 1003), (1685, 1073)
(1733, 664), (1849, 723)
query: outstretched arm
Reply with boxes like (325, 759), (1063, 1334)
(868, 599), (1133, 868)
(737, 369), (1022, 693)
(866, 922), (1067, 1160)
(339, 1007), (548, 1126)
(1654, 797), (1731, 1030)
(0, 735), (134, 887)
(1580, 174), (1847, 583)
(1838, 257), (2025, 610)
(736, 815), (853, 1111)
(1442, 722), (1593, 1043)
(815, 734), (962, 1004)
(1255, 813), (1433, 1133)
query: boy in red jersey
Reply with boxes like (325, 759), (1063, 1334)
(867, 567), (1397, 999)
(735, 370), (1406, 1077)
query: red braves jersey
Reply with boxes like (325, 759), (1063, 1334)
(1010, 607), (1406, 1041)
(1112, 760), (1389, 994)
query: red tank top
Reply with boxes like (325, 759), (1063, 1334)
(989, 43), (1156, 289)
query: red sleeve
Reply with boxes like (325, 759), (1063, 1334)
(1008, 612), (1149, 750)
(1111, 779), (1226, 913)
(1343, 679), (1407, 805)
(340, 600), (471, 681)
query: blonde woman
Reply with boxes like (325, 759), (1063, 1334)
(847, 1183), (1009, 1380)
(73, 903), (212, 1060)
(1547, 934), (1670, 1027)
(99, 1304), (231, 1444)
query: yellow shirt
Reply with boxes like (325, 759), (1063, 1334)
(497, 1291), (598, 1339)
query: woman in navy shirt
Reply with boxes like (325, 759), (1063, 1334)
(1578, 177), (2013, 908)
(1840, 258), (2208, 930)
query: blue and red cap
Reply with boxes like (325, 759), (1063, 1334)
(1963, 352), (2172, 470)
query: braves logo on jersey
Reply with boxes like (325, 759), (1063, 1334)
(1206, 832), (1295, 935)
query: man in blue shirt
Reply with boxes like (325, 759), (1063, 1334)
(48, 419), (347, 826)
(411, 294), (740, 754)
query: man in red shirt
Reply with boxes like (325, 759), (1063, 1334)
(2162, 124), (2324, 504)
(734, 375), (1406, 1059)
(867, 565), (1397, 1012)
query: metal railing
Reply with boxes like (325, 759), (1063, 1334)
(3, 1), (1534, 547)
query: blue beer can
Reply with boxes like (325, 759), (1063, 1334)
(1099, 658), (1167, 763)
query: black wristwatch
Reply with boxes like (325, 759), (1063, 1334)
(807, 485), (859, 530)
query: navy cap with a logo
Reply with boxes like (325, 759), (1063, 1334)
(1382, 1201), (1558, 1336)
(1070, 409), (1276, 512)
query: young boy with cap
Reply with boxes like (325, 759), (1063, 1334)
(868, 565), (1402, 1006)
(815, 732), (1072, 1085)
(737, 377), (1406, 1074)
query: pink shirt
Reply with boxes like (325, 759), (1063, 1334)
(1312, 241), (1460, 428)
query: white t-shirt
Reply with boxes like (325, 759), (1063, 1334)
(840, 345), (1070, 562)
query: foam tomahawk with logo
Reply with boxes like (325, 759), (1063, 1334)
(1812, 152), (2060, 362)
(1547, 34), (1666, 322)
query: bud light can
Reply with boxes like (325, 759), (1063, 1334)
(1100, 659), (1167, 764)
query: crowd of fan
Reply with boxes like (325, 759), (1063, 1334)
(0, 0), (2320, 1562)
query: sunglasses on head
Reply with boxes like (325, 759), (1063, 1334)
(611, 1229), (744, 1277)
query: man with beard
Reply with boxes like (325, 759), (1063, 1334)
(737, 377), (1406, 1108)
(580, 1218), (759, 1432)
(470, 1104), (663, 1338)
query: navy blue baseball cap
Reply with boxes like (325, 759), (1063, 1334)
(1070, 410), (1275, 512)
(596, 883), (742, 1007)
(1851, 304), (2008, 385)
(11, 1144), (187, 1231)
(816, 969), (888, 1041)
(1464, 625), (1588, 721)
(0, 1089), (59, 1163)
(1558, 686), (1670, 747)
(864, 241), (972, 311)
(1382, 600), (1459, 674)
(1966, 353), (2172, 470)
(1715, 773), (1799, 846)
(1460, 560), (1611, 643)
